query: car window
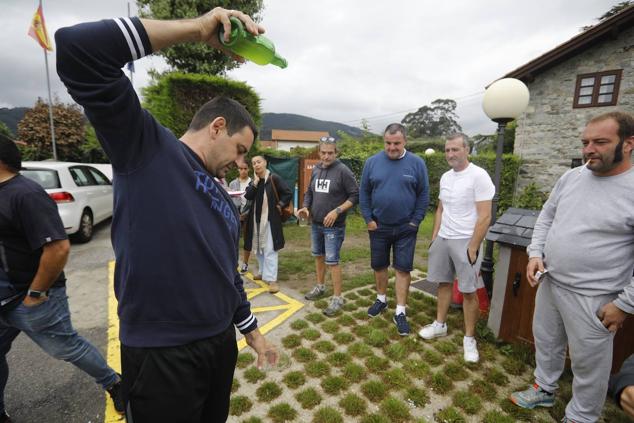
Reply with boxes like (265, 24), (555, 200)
(21, 169), (61, 189)
(69, 167), (96, 187)
(87, 167), (111, 185)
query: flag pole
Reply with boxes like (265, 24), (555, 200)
(40, 0), (57, 160)
(43, 43), (57, 161)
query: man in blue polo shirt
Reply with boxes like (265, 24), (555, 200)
(359, 123), (429, 336)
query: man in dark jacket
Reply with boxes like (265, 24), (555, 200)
(0, 138), (123, 421)
(56, 8), (277, 422)
(298, 137), (359, 316)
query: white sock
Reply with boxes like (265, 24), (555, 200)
(317, 284), (325, 290)
(377, 294), (387, 303)
(435, 320), (446, 327)
(464, 335), (475, 341)
(396, 304), (406, 315)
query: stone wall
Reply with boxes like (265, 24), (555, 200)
(514, 26), (634, 193)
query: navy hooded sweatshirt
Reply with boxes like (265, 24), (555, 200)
(55, 17), (257, 347)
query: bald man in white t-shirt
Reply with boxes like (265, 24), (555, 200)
(418, 133), (495, 363)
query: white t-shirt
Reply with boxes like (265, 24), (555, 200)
(437, 163), (495, 239)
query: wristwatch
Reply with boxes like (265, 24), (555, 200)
(335, 207), (342, 215)
(27, 289), (49, 299)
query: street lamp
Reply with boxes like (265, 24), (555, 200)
(480, 78), (530, 295)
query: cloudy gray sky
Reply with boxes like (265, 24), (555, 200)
(0, 0), (622, 135)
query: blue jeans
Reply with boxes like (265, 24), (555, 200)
(311, 224), (346, 265)
(368, 223), (418, 272)
(0, 287), (117, 412)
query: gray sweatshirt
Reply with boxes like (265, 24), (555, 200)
(527, 165), (634, 313)
(303, 160), (359, 226)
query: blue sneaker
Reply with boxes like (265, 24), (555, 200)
(510, 384), (555, 409)
(393, 313), (410, 336)
(367, 299), (387, 317)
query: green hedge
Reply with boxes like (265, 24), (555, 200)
(339, 151), (520, 214)
(142, 72), (261, 138)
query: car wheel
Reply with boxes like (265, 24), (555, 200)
(73, 209), (93, 243)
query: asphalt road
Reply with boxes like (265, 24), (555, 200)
(5, 221), (116, 423)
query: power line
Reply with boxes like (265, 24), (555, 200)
(340, 90), (485, 126)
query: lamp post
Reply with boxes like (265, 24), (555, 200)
(480, 78), (530, 295)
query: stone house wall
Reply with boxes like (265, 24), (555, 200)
(514, 26), (634, 193)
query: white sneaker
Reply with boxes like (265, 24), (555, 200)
(418, 321), (448, 340)
(463, 336), (479, 363)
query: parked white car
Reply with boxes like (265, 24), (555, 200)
(21, 161), (113, 243)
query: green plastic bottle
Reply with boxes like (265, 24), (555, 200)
(218, 17), (287, 69)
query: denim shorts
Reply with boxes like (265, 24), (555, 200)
(369, 223), (418, 272)
(311, 224), (346, 265)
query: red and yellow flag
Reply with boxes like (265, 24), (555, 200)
(28, 5), (53, 51)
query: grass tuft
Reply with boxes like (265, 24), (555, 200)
(484, 366), (510, 386)
(468, 378), (497, 401)
(320, 320), (340, 334)
(434, 406), (465, 423)
(236, 352), (255, 369)
(444, 361), (469, 381)
(482, 410), (515, 423)
(282, 370), (306, 389)
(339, 393), (367, 417)
(305, 312), (326, 324)
(332, 332), (355, 345)
(422, 349), (444, 366)
(292, 347), (317, 363)
(267, 403), (298, 423)
(313, 340), (336, 353)
(404, 386), (430, 407)
(361, 380), (387, 402)
(452, 389), (482, 415)
(403, 358), (431, 379)
(428, 371), (454, 394)
(365, 329), (389, 347)
(499, 398), (534, 421)
(385, 342), (409, 361)
(348, 341), (374, 358)
(321, 375), (348, 395)
(365, 355), (390, 373)
(231, 378), (239, 393)
(312, 406), (343, 423)
(381, 367), (411, 389)
(229, 395), (252, 416)
(281, 334), (302, 349)
(336, 314), (356, 326)
(304, 360), (331, 378)
(360, 414), (390, 423)
(434, 340), (459, 355)
(290, 319), (309, 331)
(243, 366), (265, 384)
(295, 387), (322, 409)
(255, 382), (282, 402)
(379, 396), (411, 423)
(342, 362), (367, 383)
(326, 351), (352, 367)
(301, 327), (321, 341)
(501, 357), (527, 376)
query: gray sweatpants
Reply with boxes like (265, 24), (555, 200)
(533, 281), (616, 423)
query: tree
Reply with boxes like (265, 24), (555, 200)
(401, 99), (462, 138)
(0, 122), (12, 139)
(582, 1), (631, 30)
(17, 98), (86, 161)
(136, 0), (264, 75)
(472, 120), (517, 154)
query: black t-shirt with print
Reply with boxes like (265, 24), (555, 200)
(0, 174), (67, 290)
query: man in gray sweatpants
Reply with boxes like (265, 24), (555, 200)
(510, 111), (634, 422)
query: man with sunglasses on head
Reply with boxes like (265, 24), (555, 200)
(360, 123), (429, 336)
(298, 136), (359, 316)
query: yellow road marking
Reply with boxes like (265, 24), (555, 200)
(105, 264), (304, 421)
(105, 261), (123, 422)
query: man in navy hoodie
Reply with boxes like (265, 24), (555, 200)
(56, 8), (277, 422)
(360, 123), (429, 336)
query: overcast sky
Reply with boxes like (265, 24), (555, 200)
(0, 0), (623, 135)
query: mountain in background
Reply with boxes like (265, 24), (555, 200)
(0, 108), (365, 141)
(0, 107), (28, 136)
(261, 113), (363, 140)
